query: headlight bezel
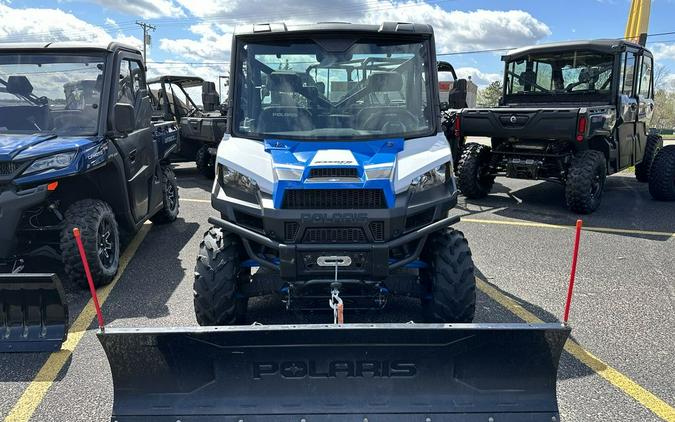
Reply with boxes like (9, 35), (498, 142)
(22, 151), (77, 175)
(218, 164), (260, 200)
(410, 162), (452, 193)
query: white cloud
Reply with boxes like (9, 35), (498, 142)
(88, 0), (185, 19)
(0, 3), (110, 43)
(367, 5), (551, 54)
(159, 22), (232, 62)
(0, 3), (142, 48)
(651, 43), (675, 61)
(454, 67), (502, 87)
(105, 18), (119, 28)
(161, 2), (550, 66)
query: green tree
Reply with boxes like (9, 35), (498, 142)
(477, 80), (503, 107)
(652, 89), (675, 131)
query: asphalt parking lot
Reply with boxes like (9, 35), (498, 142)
(1, 161), (674, 422)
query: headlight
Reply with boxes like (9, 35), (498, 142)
(219, 164), (259, 195)
(23, 152), (77, 175)
(410, 162), (451, 193)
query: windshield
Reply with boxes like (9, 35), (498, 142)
(505, 50), (614, 97)
(0, 53), (105, 136)
(149, 81), (201, 119)
(232, 37), (434, 140)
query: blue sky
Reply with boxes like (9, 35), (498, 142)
(2, 0), (675, 88)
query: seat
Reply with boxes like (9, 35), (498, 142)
(447, 78), (468, 109)
(356, 72), (417, 131)
(202, 81), (220, 112)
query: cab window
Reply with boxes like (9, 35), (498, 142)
(638, 55), (653, 99)
(620, 52), (637, 96)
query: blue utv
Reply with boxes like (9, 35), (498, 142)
(0, 42), (179, 289)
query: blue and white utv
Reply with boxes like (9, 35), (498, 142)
(195, 22), (476, 324)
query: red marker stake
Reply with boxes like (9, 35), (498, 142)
(73, 228), (105, 331)
(563, 220), (583, 323)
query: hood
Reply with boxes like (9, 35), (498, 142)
(0, 133), (96, 161)
(217, 135), (453, 209)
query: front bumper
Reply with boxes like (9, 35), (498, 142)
(211, 176), (458, 280)
(209, 213), (460, 280)
(0, 184), (51, 259)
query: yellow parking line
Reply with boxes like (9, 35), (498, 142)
(463, 217), (675, 238)
(180, 197), (210, 203)
(4, 223), (152, 422)
(476, 278), (675, 422)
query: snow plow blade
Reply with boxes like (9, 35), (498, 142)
(99, 323), (570, 421)
(0, 273), (68, 352)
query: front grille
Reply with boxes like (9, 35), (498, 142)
(369, 221), (385, 242)
(309, 168), (358, 178)
(282, 189), (386, 209)
(0, 162), (18, 176)
(303, 227), (366, 244)
(284, 222), (300, 242)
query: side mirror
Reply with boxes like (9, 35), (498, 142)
(113, 103), (135, 134)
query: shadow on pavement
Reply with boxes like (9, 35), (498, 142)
(173, 165), (213, 191)
(100, 217), (199, 323)
(456, 175), (675, 241)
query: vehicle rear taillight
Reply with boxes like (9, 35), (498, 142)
(576, 116), (587, 142)
(453, 115), (461, 138)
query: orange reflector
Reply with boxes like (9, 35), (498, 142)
(47, 181), (59, 191)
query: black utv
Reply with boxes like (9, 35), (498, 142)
(453, 39), (673, 213)
(148, 76), (227, 178)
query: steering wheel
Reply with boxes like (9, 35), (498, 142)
(362, 109), (418, 132)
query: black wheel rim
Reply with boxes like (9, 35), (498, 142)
(97, 218), (116, 269)
(166, 180), (177, 211)
(590, 172), (603, 199)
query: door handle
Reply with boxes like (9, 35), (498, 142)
(129, 149), (137, 162)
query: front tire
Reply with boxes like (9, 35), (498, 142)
(150, 166), (179, 224)
(60, 199), (120, 288)
(649, 145), (675, 201)
(635, 134), (663, 182)
(195, 145), (215, 179)
(193, 227), (249, 325)
(565, 150), (607, 214)
(457, 143), (495, 199)
(420, 229), (476, 323)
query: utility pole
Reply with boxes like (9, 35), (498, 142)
(135, 21), (156, 65)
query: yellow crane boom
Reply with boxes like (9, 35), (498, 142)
(625, 0), (651, 45)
